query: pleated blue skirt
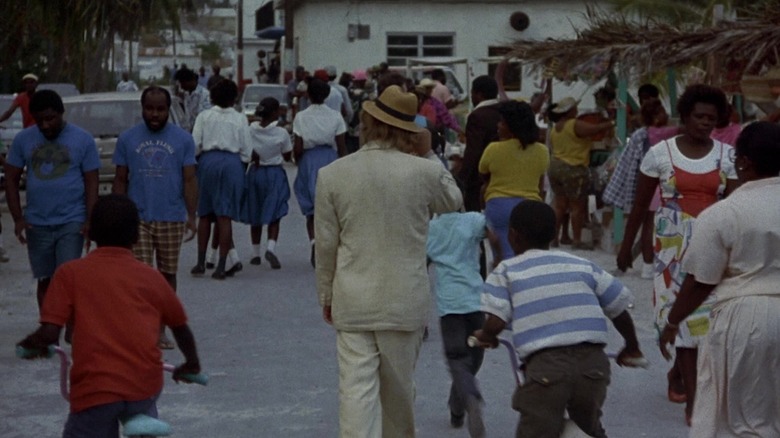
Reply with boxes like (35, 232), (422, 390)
(197, 150), (245, 219)
(293, 145), (338, 216)
(244, 165), (290, 226)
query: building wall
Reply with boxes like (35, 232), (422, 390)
(290, 0), (604, 105)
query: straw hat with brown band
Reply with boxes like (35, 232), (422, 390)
(362, 85), (423, 133)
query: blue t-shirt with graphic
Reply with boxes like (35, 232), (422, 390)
(7, 123), (100, 226)
(113, 122), (197, 222)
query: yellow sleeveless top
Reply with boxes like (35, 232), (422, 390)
(550, 119), (593, 166)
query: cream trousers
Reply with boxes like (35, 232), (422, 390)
(337, 328), (425, 438)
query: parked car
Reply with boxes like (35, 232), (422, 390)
(240, 83), (290, 120)
(38, 83), (80, 98)
(62, 92), (143, 194)
(0, 94), (24, 150)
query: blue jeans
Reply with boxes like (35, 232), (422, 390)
(63, 396), (158, 438)
(26, 222), (84, 279)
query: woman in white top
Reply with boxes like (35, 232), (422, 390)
(245, 97), (292, 269)
(660, 122), (780, 436)
(617, 84), (738, 425)
(292, 78), (346, 267)
(190, 80), (252, 279)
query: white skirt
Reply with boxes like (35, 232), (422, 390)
(691, 295), (780, 437)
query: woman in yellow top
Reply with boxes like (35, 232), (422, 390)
(548, 97), (615, 249)
(478, 100), (549, 260)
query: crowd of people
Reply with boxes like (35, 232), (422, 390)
(3, 61), (780, 438)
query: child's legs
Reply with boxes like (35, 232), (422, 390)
(440, 312), (485, 416)
(267, 220), (280, 241)
(62, 396), (157, 438)
(250, 225), (263, 245)
(216, 216), (232, 257)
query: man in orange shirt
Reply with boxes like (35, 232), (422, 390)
(17, 194), (201, 437)
(0, 73), (39, 128)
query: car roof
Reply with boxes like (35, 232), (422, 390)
(62, 91), (142, 103)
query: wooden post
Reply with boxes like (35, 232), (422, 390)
(612, 77), (629, 247)
(667, 68), (678, 118)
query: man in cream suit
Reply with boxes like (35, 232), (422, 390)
(315, 85), (463, 438)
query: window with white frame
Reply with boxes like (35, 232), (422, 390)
(386, 33), (454, 66)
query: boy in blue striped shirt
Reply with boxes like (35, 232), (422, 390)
(472, 200), (645, 438)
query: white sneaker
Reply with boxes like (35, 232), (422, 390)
(641, 263), (654, 279)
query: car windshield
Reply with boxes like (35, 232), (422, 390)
(64, 99), (141, 138)
(243, 86), (287, 105)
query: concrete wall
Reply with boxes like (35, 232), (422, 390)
(290, 0), (603, 106)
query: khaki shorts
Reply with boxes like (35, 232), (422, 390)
(548, 158), (591, 200)
(133, 221), (186, 274)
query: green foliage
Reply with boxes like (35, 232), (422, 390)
(197, 41), (223, 65)
(0, 0), (193, 93)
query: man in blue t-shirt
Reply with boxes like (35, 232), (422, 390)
(5, 89), (100, 314)
(112, 86), (197, 349)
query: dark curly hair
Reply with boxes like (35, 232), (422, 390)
(510, 200), (556, 249)
(141, 86), (171, 107)
(676, 84), (729, 126)
(497, 100), (539, 148)
(209, 79), (238, 108)
(89, 194), (139, 247)
(307, 78), (330, 104)
(735, 121), (780, 177)
(29, 89), (64, 114)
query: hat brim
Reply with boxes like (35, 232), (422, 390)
(362, 101), (423, 133)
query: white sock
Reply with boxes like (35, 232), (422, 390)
(252, 244), (261, 258)
(206, 248), (217, 263)
(267, 240), (277, 253)
(229, 248), (240, 263)
(310, 239), (315, 246)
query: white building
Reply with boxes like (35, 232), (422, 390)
(237, 0), (286, 85)
(275, 0), (611, 105)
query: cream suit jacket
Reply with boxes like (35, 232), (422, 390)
(315, 141), (463, 331)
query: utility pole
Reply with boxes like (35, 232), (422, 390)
(237, 0), (244, 88)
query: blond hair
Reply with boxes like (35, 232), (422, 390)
(360, 111), (416, 154)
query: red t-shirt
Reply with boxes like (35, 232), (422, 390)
(41, 247), (188, 413)
(13, 92), (34, 128)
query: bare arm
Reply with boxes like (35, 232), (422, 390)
(293, 136), (304, 163)
(170, 324), (201, 381)
(472, 313), (506, 348)
(182, 165), (198, 241)
(574, 119), (614, 139)
(4, 163), (28, 243)
(616, 172), (658, 271)
(112, 165), (129, 195)
(610, 310), (644, 366)
(335, 133), (346, 158)
(659, 275), (717, 360)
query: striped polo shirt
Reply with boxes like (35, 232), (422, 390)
(482, 249), (632, 361)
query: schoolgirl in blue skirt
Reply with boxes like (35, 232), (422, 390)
(245, 97), (293, 269)
(292, 78), (346, 267)
(190, 80), (252, 279)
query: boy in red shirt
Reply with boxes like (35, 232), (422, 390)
(17, 194), (201, 437)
